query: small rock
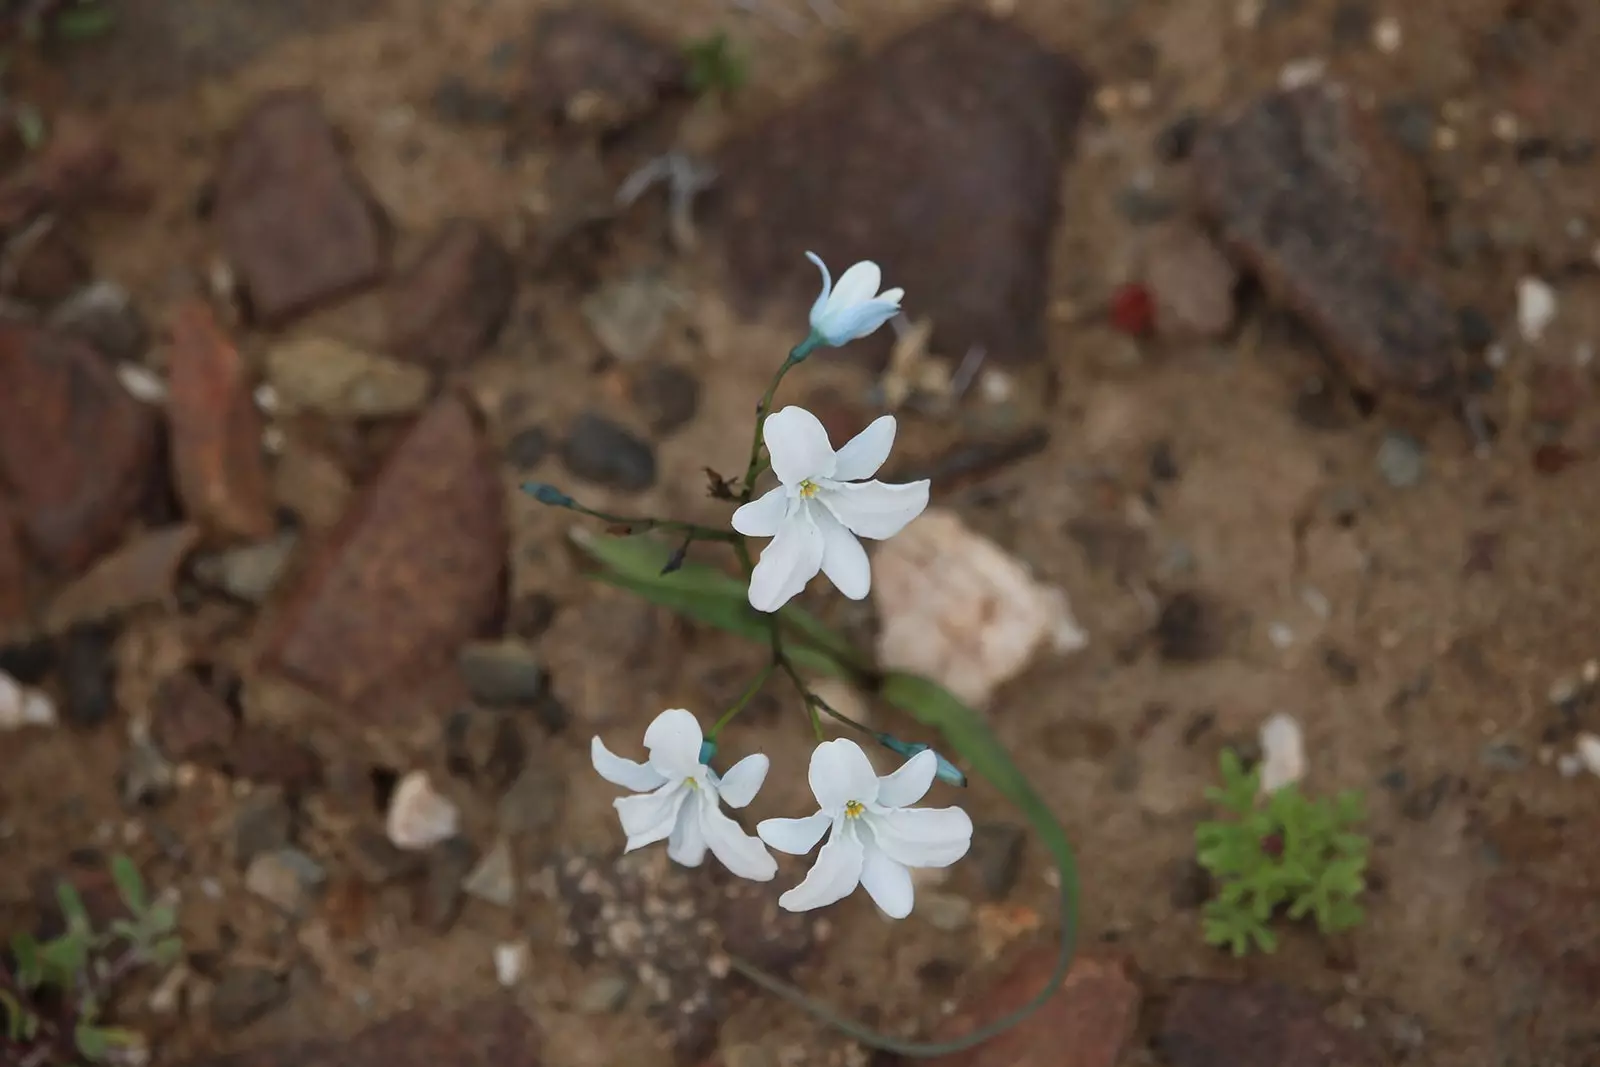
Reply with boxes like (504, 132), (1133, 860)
(166, 300), (275, 542)
(444, 706), (525, 788)
(560, 413), (657, 491)
(493, 941), (527, 987)
(1574, 733), (1600, 777)
(503, 426), (548, 470)
(497, 759), (564, 837)
(1480, 740), (1526, 771)
(245, 848), (326, 914)
(519, 8), (686, 135)
(580, 271), (678, 363)
(0, 669), (56, 730)
(1114, 180), (1174, 224)
(1143, 222), (1238, 340)
(264, 337), (432, 418)
(233, 791), (294, 867)
(574, 974), (631, 1014)
(216, 90), (386, 325)
(415, 835), (476, 930)
(1194, 84), (1457, 395)
(1376, 431), (1425, 487)
(152, 671), (236, 761)
(714, 10), (1090, 366)
(930, 949), (1140, 1067)
(386, 771), (460, 851)
(59, 621), (117, 728)
(919, 891), (974, 931)
(457, 641), (545, 707)
(463, 837), (516, 907)
(119, 735), (175, 807)
(1154, 591), (1227, 663)
(0, 324), (159, 569)
(48, 281), (148, 363)
(43, 524), (200, 635)
(4, 218), (90, 306)
(1258, 712), (1306, 794)
(210, 966), (288, 1030)
(1157, 979), (1380, 1067)
(1516, 276), (1557, 344)
(191, 533), (298, 604)
(629, 364), (700, 436)
(386, 219), (515, 370)
(872, 508), (1087, 707)
(347, 826), (426, 885)
(968, 822), (1026, 900)
(226, 727), (323, 792)
(264, 394), (507, 705)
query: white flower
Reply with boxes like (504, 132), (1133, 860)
(806, 252), (904, 346)
(732, 406), (929, 613)
(590, 709), (777, 881)
(757, 739), (972, 918)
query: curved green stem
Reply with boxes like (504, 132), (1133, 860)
(708, 663), (774, 738)
(737, 335), (821, 503)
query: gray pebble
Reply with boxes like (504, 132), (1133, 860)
(210, 966), (288, 1030)
(192, 534), (298, 604)
(233, 791), (293, 867)
(463, 837), (516, 908)
(458, 641), (546, 707)
(561, 413), (657, 491)
(245, 848), (325, 914)
(574, 973), (632, 1014)
(416, 835), (477, 931)
(1376, 431), (1425, 488)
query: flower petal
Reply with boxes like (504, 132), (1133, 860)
(858, 841), (914, 919)
(746, 507), (824, 613)
(763, 406), (836, 485)
(700, 801), (777, 881)
(819, 298), (902, 344)
(731, 485), (792, 538)
(805, 251), (833, 325)
(829, 260), (883, 310)
(643, 708), (705, 778)
(590, 736), (669, 793)
(716, 753), (769, 809)
(869, 805), (973, 869)
(667, 803), (707, 867)
(832, 415), (897, 482)
(821, 479), (929, 540)
(616, 784), (686, 850)
(757, 811), (833, 855)
(777, 819), (864, 912)
(808, 738), (880, 811)
(815, 506), (871, 600)
(875, 749), (937, 808)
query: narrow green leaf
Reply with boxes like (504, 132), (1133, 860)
(38, 933), (88, 982)
(75, 1021), (111, 1062)
(57, 883), (91, 937)
(0, 990), (27, 1041)
(150, 936), (183, 967)
(110, 854), (147, 915)
(10, 932), (42, 988)
(142, 905), (177, 936)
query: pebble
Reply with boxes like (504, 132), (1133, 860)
(192, 534), (298, 604)
(919, 891), (974, 931)
(1480, 741), (1527, 771)
(385, 771), (460, 851)
(119, 736), (175, 808)
(347, 827), (426, 885)
(1258, 713), (1306, 794)
(1576, 733), (1600, 777)
(0, 669), (57, 730)
(457, 641), (546, 707)
(574, 974), (631, 1014)
(233, 791), (294, 867)
(245, 848), (326, 914)
(1516, 276), (1557, 343)
(210, 966), (288, 1030)
(580, 271), (679, 362)
(48, 281), (149, 364)
(417, 835), (477, 931)
(462, 837), (516, 907)
(264, 337), (432, 418)
(560, 413), (657, 491)
(497, 760), (564, 836)
(1372, 15), (1401, 52)
(503, 427), (548, 470)
(493, 941), (527, 987)
(1376, 431), (1425, 488)
(1143, 222), (1238, 340)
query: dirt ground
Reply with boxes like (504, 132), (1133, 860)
(3, 0), (1599, 1065)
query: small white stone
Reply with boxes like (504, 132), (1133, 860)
(493, 942), (527, 987)
(979, 368), (1014, 404)
(1558, 753), (1585, 778)
(385, 771), (460, 851)
(1517, 277), (1557, 344)
(1267, 622), (1295, 650)
(1278, 57), (1327, 91)
(1492, 112), (1520, 142)
(1258, 713), (1307, 795)
(253, 383), (280, 413)
(1577, 733), (1600, 778)
(1373, 15), (1402, 53)
(116, 363), (167, 405)
(0, 671), (57, 730)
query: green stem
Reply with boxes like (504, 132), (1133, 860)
(737, 335), (821, 502)
(708, 663), (774, 738)
(566, 503), (734, 544)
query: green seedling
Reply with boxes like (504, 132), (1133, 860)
(2, 854), (181, 1066)
(684, 31), (747, 98)
(1195, 748), (1369, 956)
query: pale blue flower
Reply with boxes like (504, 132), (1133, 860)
(805, 252), (904, 346)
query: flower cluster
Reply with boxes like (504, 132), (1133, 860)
(571, 252), (968, 918)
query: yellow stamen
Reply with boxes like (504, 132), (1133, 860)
(844, 799), (865, 819)
(685, 777), (699, 790)
(798, 479), (820, 499)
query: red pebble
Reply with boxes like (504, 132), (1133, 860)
(1110, 282), (1154, 337)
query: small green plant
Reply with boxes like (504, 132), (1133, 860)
(1, 854), (181, 1066)
(684, 31), (747, 98)
(1195, 749), (1369, 956)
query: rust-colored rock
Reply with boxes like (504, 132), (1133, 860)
(179, 999), (539, 1067)
(929, 949), (1140, 1067)
(223, 725), (324, 792)
(0, 323), (158, 571)
(264, 393), (506, 705)
(166, 300), (275, 542)
(521, 8), (685, 135)
(215, 90), (386, 326)
(1193, 83), (1457, 396)
(386, 219), (515, 370)
(714, 10), (1091, 366)
(1157, 979), (1379, 1067)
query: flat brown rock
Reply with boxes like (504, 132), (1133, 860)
(216, 90), (386, 326)
(929, 949), (1140, 1067)
(263, 393), (505, 705)
(166, 300), (275, 542)
(181, 999), (539, 1067)
(1157, 979), (1379, 1067)
(0, 323), (158, 571)
(386, 219), (515, 370)
(712, 10), (1091, 366)
(1193, 83), (1457, 396)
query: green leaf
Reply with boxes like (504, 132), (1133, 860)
(110, 854), (148, 916)
(150, 936), (183, 967)
(10, 932), (42, 989)
(57, 882), (91, 938)
(52, 4), (116, 41)
(0, 989), (27, 1041)
(38, 932), (88, 982)
(75, 1021), (111, 1062)
(142, 905), (177, 936)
